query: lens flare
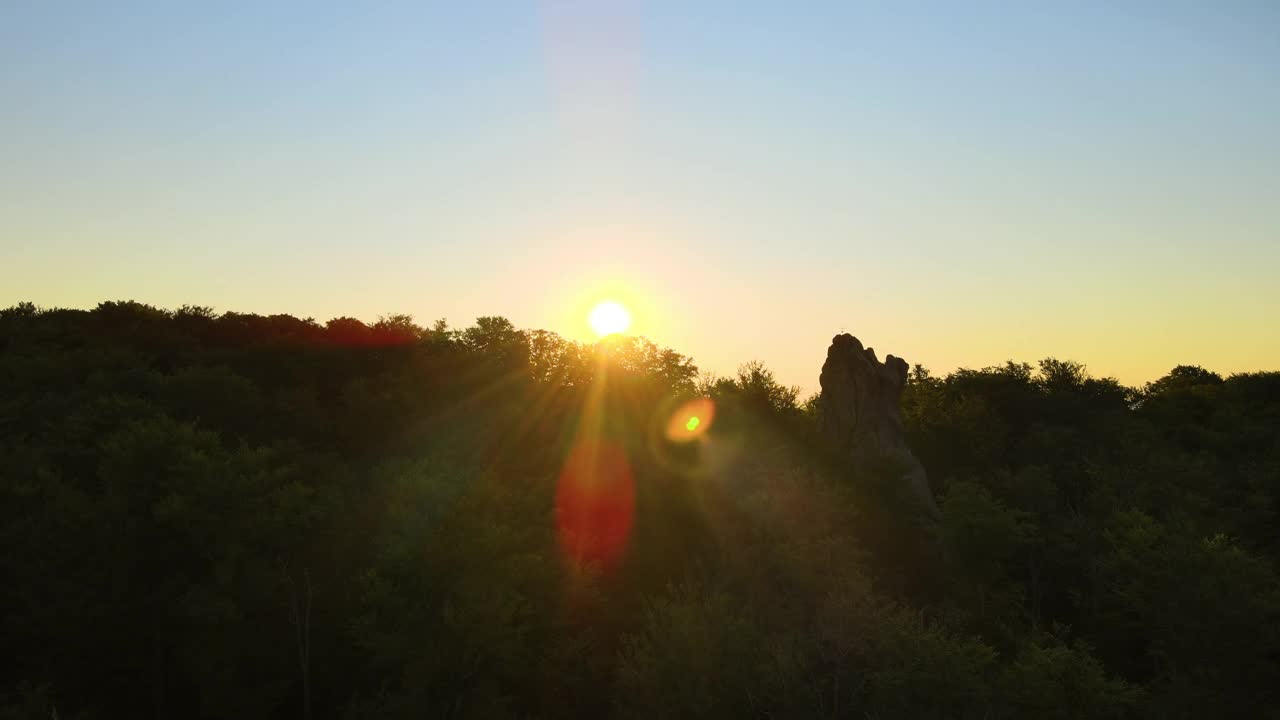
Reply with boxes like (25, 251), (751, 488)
(665, 397), (715, 443)
(555, 439), (635, 571)
(647, 395), (742, 478)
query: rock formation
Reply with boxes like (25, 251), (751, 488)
(819, 333), (939, 519)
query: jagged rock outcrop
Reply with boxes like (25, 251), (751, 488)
(819, 333), (940, 519)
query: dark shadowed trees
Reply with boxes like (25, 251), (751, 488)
(1, 302), (1277, 719)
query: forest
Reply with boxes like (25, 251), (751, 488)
(1, 300), (1277, 719)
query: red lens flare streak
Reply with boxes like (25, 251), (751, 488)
(555, 439), (635, 572)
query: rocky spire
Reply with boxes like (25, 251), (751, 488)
(819, 333), (939, 519)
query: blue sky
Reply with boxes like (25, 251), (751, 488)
(3, 1), (1278, 389)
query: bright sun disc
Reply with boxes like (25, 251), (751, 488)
(589, 301), (631, 337)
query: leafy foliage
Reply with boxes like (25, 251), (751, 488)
(1, 301), (1277, 718)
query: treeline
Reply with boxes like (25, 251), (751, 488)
(1, 300), (1277, 719)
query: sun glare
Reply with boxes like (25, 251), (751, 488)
(589, 301), (631, 338)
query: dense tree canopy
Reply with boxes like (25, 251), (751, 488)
(1, 301), (1277, 718)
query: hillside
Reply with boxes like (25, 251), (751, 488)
(2, 301), (1277, 719)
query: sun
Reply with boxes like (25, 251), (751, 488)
(589, 300), (631, 338)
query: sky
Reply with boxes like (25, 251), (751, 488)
(3, 1), (1278, 392)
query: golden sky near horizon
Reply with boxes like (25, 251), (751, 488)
(2, 3), (1278, 391)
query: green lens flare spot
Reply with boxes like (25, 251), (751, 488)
(685, 416), (700, 431)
